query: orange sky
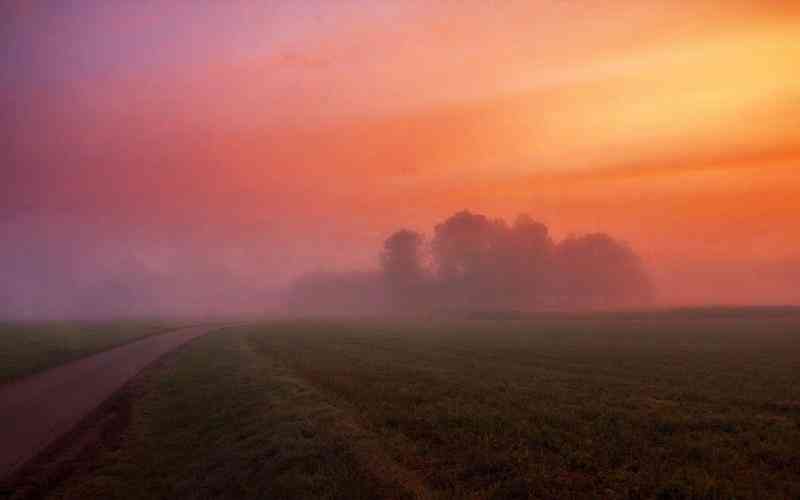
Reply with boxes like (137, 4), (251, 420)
(4, 0), (800, 306)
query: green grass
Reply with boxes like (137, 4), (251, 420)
(44, 328), (404, 500)
(0, 321), (179, 384)
(39, 315), (800, 498)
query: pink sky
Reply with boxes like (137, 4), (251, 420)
(3, 1), (800, 314)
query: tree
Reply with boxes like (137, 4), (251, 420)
(431, 210), (502, 281)
(381, 229), (427, 310)
(493, 214), (555, 308)
(554, 233), (654, 308)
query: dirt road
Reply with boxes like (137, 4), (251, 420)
(0, 325), (224, 478)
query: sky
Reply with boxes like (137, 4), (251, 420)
(2, 0), (799, 315)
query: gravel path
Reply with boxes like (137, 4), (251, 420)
(0, 325), (224, 478)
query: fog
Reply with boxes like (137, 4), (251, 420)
(0, 216), (285, 320)
(2, 206), (798, 320)
(1, 211), (652, 320)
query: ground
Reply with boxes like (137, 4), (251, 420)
(0, 322), (180, 385)
(3, 314), (800, 499)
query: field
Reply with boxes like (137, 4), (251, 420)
(0, 322), (179, 385)
(7, 314), (800, 499)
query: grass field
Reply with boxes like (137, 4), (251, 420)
(14, 314), (800, 499)
(0, 322), (179, 385)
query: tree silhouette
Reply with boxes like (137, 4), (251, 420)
(288, 210), (655, 316)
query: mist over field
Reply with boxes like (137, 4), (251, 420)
(3, 202), (797, 319)
(1, 206), (797, 320)
(0, 209), (652, 319)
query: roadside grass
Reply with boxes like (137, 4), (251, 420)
(31, 315), (800, 499)
(43, 329), (409, 500)
(0, 322), (179, 385)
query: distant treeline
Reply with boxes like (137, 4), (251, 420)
(468, 306), (800, 322)
(287, 210), (654, 316)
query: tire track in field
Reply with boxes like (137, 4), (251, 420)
(241, 336), (434, 500)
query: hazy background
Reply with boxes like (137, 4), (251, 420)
(2, 1), (799, 318)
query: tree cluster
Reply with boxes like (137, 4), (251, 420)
(287, 210), (654, 316)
